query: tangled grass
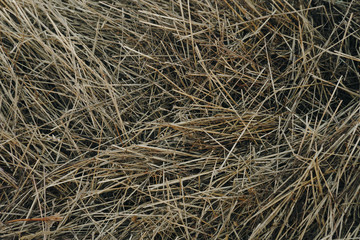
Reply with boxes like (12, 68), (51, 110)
(0, 0), (359, 239)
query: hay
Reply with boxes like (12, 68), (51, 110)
(0, 0), (359, 239)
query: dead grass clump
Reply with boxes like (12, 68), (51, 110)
(0, 0), (359, 239)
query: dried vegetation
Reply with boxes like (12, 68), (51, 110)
(0, 0), (359, 239)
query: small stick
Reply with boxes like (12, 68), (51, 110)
(5, 213), (63, 224)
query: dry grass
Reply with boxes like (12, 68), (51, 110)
(0, 0), (359, 239)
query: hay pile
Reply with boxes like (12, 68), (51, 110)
(1, 0), (359, 239)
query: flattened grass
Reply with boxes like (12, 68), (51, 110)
(0, 0), (359, 239)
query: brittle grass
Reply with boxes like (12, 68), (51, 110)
(0, 0), (359, 239)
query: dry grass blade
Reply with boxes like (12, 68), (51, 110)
(0, 0), (359, 239)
